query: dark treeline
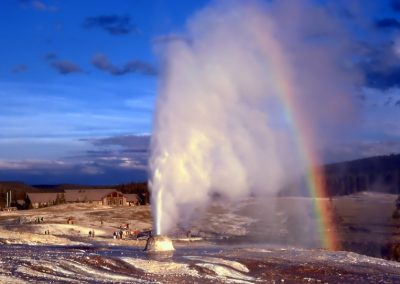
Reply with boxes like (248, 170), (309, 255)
(115, 182), (149, 204)
(0, 182), (41, 207)
(324, 154), (400, 196)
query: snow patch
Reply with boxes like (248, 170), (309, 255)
(121, 257), (199, 277)
(195, 263), (254, 283)
(62, 260), (137, 281)
(185, 256), (249, 273)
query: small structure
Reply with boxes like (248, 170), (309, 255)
(67, 217), (75, 224)
(125, 194), (140, 206)
(144, 235), (175, 252)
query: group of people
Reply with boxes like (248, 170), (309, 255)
(35, 217), (44, 223)
(113, 230), (124, 239)
(112, 223), (132, 239)
(88, 230), (95, 237)
(44, 229), (50, 235)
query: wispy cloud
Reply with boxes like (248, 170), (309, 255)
(124, 96), (155, 111)
(44, 53), (83, 75)
(89, 135), (150, 150)
(32, 0), (57, 12)
(152, 34), (185, 45)
(359, 41), (400, 90)
(0, 134), (150, 184)
(76, 135), (150, 171)
(0, 159), (68, 171)
(0, 81), (153, 141)
(44, 52), (57, 61)
(391, 0), (400, 12)
(324, 140), (400, 163)
(19, 0), (58, 12)
(82, 15), (138, 35)
(92, 53), (157, 76)
(11, 65), (28, 74)
(50, 60), (83, 75)
(363, 87), (400, 108)
(375, 18), (400, 29)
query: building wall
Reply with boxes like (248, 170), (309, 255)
(102, 193), (126, 206)
(28, 191), (131, 208)
(31, 202), (53, 209)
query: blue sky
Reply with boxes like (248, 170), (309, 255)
(0, 0), (210, 184)
(1, 0), (400, 184)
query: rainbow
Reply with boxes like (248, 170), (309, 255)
(276, 83), (340, 251)
(251, 19), (340, 251)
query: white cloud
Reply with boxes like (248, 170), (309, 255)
(0, 81), (153, 140)
(0, 159), (68, 170)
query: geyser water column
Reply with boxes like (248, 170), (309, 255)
(154, 169), (163, 235)
(145, 168), (175, 253)
(149, 0), (360, 248)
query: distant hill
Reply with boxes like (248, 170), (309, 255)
(0, 181), (35, 192)
(34, 184), (110, 190)
(324, 154), (400, 196)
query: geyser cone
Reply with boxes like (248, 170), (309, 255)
(144, 235), (175, 253)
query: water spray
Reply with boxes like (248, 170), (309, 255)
(148, 0), (360, 249)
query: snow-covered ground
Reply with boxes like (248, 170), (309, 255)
(0, 193), (398, 252)
(0, 244), (399, 283)
(0, 192), (398, 282)
(0, 203), (152, 246)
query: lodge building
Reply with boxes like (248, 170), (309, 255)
(26, 189), (140, 209)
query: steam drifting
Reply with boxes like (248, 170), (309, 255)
(150, 1), (361, 235)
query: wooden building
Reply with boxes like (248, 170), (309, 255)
(64, 189), (127, 206)
(26, 192), (59, 209)
(26, 189), (137, 208)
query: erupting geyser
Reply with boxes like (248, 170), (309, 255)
(144, 235), (175, 253)
(149, 0), (361, 247)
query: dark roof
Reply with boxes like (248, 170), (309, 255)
(125, 194), (139, 202)
(64, 189), (123, 202)
(26, 193), (58, 204)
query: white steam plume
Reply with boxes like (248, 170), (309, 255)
(150, 0), (361, 235)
